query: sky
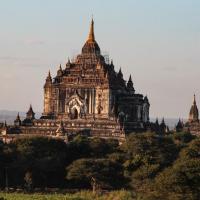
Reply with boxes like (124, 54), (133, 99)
(0, 0), (200, 118)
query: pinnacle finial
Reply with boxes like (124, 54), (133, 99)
(193, 94), (196, 105)
(16, 112), (21, 120)
(156, 117), (158, 122)
(87, 18), (95, 42)
(29, 104), (34, 111)
(118, 67), (123, 77)
(48, 70), (51, 77)
(128, 75), (132, 82)
(46, 70), (52, 82)
(67, 57), (70, 64)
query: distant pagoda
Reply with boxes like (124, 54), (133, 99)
(177, 94), (200, 136)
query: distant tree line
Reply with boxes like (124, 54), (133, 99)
(0, 131), (199, 199)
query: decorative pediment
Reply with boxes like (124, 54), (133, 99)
(66, 92), (84, 106)
(65, 90), (87, 119)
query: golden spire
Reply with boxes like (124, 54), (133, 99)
(87, 18), (95, 42)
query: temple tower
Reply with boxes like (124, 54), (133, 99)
(43, 71), (53, 117)
(188, 94), (199, 123)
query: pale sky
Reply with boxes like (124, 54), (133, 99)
(0, 0), (200, 118)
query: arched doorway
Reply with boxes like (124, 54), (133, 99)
(71, 108), (78, 119)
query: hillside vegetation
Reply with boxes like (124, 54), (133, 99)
(0, 131), (199, 199)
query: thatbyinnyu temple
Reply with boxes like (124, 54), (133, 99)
(1, 19), (151, 141)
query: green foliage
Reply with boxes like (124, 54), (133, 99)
(124, 132), (178, 166)
(4, 137), (68, 187)
(66, 136), (119, 162)
(122, 132), (178, 188)
(107, 152), (126, 163)
(132, 163), (160, 180)
(89, 138), (118, 157)
(141, 138), (200, 200)
(179, 138), (200, 159)
(0, 131), (200, 199)
(66, 158), (125, 189)
(146, 159), (200, 200)
(172, 131), (195, 144)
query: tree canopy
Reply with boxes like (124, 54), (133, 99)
(0, 131), (199, 199)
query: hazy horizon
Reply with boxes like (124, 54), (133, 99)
(0, 0), (200, 118)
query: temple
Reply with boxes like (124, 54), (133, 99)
(188, 94), (199, 123)
(183, 94), (200, 135)
(173, 94), (200, 136)
(1, 19), (150, 140)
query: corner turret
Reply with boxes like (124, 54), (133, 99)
(26, 105), (35, 120)
(127, 75), (135, 93)
(22, 105), (35, 126)
(57, 64), (63, 76)
(14, 112), (21, 126)
(117, 68), (123, 79)
(45, 70), (52, 86)
(175, 118), (184, 132)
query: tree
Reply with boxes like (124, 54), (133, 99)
(89, 137), (119, 157)
(66, 158), (125, 189)
(172, 131), (195, 145)
(122, 132), (178, 191)
(142, 138), (200, 200)
(147, 159), (200, 200)
(179, 138), (200, 160)
(7, 137), (68, 187)
(123, 132), (178, 171)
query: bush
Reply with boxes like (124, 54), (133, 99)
(172, 131), (194, 144)
(66, 158), (125, 189)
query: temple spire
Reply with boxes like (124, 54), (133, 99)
(17, 112), (20, 119)
(48, 70), (51, 78)
(82, 18), (100, 55)
(87, 18), (95, 42)
(67, 57), (70, 64)
(45, 70), (52, 84)
(128, 75), (132, 82)
(189, 94), (199, 123)
(26, 104), (35, 120)
(193, 94), (196, 105)
(127, 74), (134, 93)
